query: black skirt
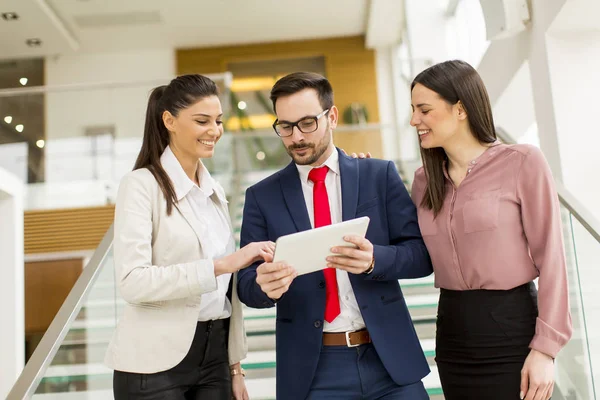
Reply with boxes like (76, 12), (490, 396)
(435, 282), (538, 400)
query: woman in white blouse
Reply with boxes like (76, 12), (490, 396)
(105, 74), (274, 400)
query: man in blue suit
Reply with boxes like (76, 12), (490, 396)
(237, 72), (433, 400)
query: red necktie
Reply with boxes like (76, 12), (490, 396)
(308, 166), (340, 323)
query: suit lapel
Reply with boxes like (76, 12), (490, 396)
(280, 161), (312, 232)
(339, 149), (359, 221)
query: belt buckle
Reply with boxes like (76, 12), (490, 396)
(345, 330), (360, 348)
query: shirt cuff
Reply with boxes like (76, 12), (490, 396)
(529, 317), (569, 359)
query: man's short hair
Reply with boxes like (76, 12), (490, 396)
(270, 72), (334, 113)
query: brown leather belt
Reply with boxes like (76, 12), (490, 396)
(322, 329), (371, 347)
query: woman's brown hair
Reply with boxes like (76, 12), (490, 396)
(411, 60), (496, 216)
(133, 74), (219, 215)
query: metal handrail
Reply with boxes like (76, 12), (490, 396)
(495, 127), (600, 243)
(6, 225), (114, 400)
(0, 72), (233, 97)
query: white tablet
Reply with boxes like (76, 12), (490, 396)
(273, 217), (370, 276)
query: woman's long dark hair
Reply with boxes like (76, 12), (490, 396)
(411, 60), (496, 216)
(133, 74), (219, 215)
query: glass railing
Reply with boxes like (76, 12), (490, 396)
(0, 73), (237, 211)
(495, 128), (599, 399)
(7, 226), (115, 399)
(1, 71), (393, 211)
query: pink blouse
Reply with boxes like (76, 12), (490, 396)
(411, 143), (572, 358)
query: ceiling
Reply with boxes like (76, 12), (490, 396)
(0, 0), (379, 60)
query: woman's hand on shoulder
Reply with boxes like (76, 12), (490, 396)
(340, 148), (372, 159)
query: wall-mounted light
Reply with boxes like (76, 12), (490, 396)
(26, 38), (42, 47)
(1, 12), (19, 21)
(15, 124), (24, 132)
(19, 77), (28, 86)
(238, 101), (247, 110)
(36, 140), (45, 149)
(4, 116), (12, 124)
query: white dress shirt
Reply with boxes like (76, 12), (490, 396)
(296, 149), (366, 333)
(161, 146), (233, 321)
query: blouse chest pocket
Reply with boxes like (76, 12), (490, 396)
(462, 189), (501, 234)
(417, 208), (438, 236)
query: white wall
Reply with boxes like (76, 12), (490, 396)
(0, 167), (24, 399)
(446, 0), (490, 68)
(546, 32), (600, 220)
(375, 47), (401, 161)
(492, 60), (537, 143)
(40, 48), (174, 194)
(0, 142), (27, 183)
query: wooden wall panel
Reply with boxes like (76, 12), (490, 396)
(177, 36), (382, 157)
(25, 258), (83, 335)
(24, 205), (114, 254)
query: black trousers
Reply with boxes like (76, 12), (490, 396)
(113, 319), (231, 400)
(435, 282), (539, 400)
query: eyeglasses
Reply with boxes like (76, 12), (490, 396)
(272, 109), (329, 137)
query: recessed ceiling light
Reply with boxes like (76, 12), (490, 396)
(1, 12), (19, 21)
(26, 38), (42, 47)
(19, 77), (28, 86)
(4, 116), (12, 124)
(15, 124), (24, 133)
(36, 140), (45, 149)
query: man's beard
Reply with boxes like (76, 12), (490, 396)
(285, 130), (332, 166)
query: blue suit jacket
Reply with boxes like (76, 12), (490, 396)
(237, 149), (433, 400)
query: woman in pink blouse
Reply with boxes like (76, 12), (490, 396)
(409, 60), (572, 400)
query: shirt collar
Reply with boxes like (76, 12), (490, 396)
(296, 148), (340, 184)
(160, 145), (222, 202)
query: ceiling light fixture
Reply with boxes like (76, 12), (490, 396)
(26, 38), (42, 47)
(4, 116), (12, 124)
(238, 101), (247, 110)
(1, 12), (19, 21)
(19, 77), (28, 86)
(15, 124), (24, 133)
(36, 140), (45, 149)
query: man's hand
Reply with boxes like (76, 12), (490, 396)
(326, 235), (374, 274)
(256, 262), (297, 300)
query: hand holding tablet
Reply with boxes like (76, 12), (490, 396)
(273, 217), (371, 276)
